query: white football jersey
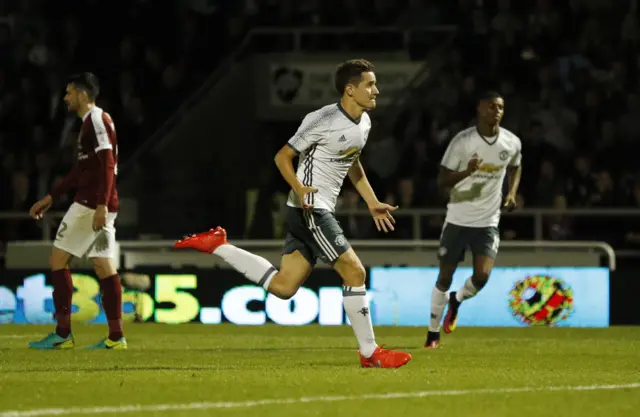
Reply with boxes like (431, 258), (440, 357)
(440, 126), (522, 227)
(287, 103), (371, 212)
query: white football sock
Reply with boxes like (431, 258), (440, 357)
(456, 277), (479, 302)
(214, 245), (276, 290)
(429, 287), (449, 332)
(343, 285), (377, 358)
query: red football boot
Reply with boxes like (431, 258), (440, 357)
(173, 226), (228, 253)
(442, 291), (461, 334)
(359, 346), (412, 368)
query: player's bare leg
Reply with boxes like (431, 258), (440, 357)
(458, 255), (493, 301)
(86, 257), (127, 349)
(173, 227), (312, 299)
(426, 261), (458, 347)
(444, 255), (494, 334)
(266, 251), (312, 299)
(28, 247), (75, 349)
(333, 248), (412, 368)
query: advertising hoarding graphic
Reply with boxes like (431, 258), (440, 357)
(0, 267), (609, 327)
(508, 275), (574, 326)
(368, 267), (608, 328)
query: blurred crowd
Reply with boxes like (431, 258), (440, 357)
(256, 0), (640, 247)
(0, 0), (237, 241)
(363, 0), (640, 247)
(2, 0), (640, 249)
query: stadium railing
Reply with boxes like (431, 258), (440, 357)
(114, 239), (617, 270)
(3, 232), (617, 271)
(0, 207), (633, 249)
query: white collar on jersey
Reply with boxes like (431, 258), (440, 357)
(81, 105), (99, 122)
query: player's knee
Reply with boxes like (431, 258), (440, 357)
(341, 263), (366, 287)
(270, 284), (297, 300)
(49, 251), (68, 271)
(48, 254), (58, 271)
(92, 258), (117, 279)
(267, 272), (299, 300)
(436, 262), (457, 292)
(471, 272), (490, 289)
(272, 290), (296, 300)
(435, 274), (453, 292)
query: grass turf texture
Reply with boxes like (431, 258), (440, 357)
(0, 324), (638, 416)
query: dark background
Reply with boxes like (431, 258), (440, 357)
(0, 0), (639, 299)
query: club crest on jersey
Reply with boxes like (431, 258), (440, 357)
(335, 235), (346, 247)
(340, 147), (360, 157)
(328, 146), (361, 163)
(499, 150), (509, 161)
(478, 163), (504, 173)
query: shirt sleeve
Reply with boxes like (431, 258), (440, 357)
(90, 112), (113, 153)
(89, 112), (116, 206)
(49, 165), (80, 200)
(509, 137), (522, 167)
(440, 135), (465, 171)
(287, 111), (327, 154)
(96, 149), (116, 206)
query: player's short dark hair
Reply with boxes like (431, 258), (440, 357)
(68, 72), (100, 101)
(477, 91), (503, 104)
(335, 59), (375, 95)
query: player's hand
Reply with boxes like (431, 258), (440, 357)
(29, 195), (53, 220)
(296, 185), (318, 211)
(93, 205), (108, 231)
(465, 155), (483, 175)
(93, 230), (109, 252)
(503, 194), (517, 212)
(369, 202), (398, 233)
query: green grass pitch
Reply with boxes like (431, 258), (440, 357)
(0, 324), (638, 416)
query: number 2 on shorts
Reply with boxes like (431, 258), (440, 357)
(56, 221), (68, 240)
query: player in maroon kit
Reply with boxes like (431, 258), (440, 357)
(28, 72), (126, 350)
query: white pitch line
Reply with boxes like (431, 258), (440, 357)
(0, 335), (43, 339)
(1, 382), (638, 417)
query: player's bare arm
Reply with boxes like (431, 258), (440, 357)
(347, 157), (378, 206)
(437, 156), (482, 190)
(274, 144), (317, 210)
(30, 165), (81, 219)
(348, 157), (397, 232)
(504, 164), (522, 211)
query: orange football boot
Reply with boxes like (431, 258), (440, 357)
(442, 291), (461, 334)
(359, 346), (412, 368)
(173, 226), (228, 253)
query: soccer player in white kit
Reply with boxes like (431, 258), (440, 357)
(425, 91), (522, 348)
(175, 59), (412, 368)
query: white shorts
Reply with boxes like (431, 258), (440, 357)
(53, 202), (118, 259)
